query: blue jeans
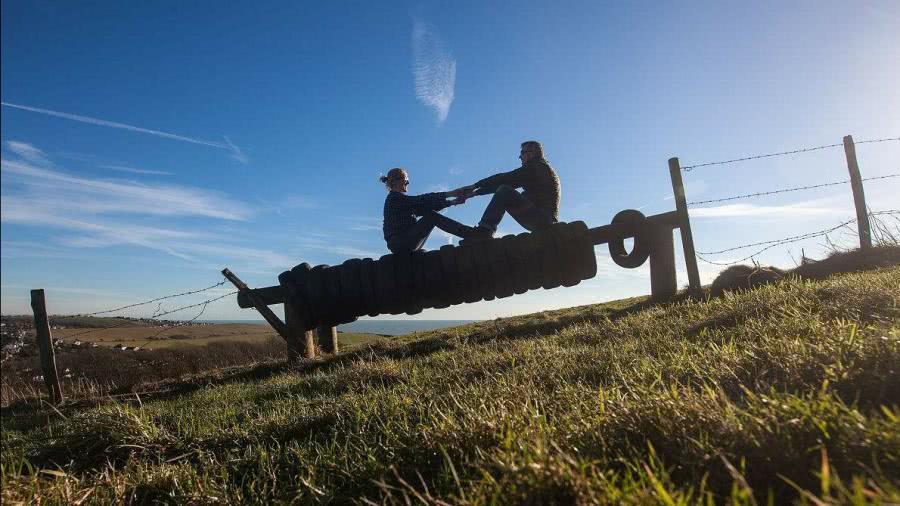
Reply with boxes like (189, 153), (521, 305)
(478, 185), (556, 233)
(387, 210), (470, 254)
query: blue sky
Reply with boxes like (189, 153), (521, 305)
(2, 1), (898, 321)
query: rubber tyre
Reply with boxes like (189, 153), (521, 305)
(393, 252), (414, 313)
(339, 259), (363, 319)
(438, 245), (461, 307)
(374, 255), (396, 315)
(359, 258), (379, 317)
(457, 243), (480, 303)
(609, 209), (650, 269)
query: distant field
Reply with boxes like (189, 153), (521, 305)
(53, 322), (384, 349)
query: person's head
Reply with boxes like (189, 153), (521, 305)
(519, 140), (544, 163)
(380, 168), (409, 192)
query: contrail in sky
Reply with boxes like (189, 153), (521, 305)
(412, 20), (456, 123)
(1, 101), (247, 163)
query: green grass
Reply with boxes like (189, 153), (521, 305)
(2, 267), (899, 504)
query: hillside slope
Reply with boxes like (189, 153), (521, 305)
(3, 267), (899, 504)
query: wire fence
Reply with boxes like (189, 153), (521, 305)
(677, 135), (899, 267)
(686, 173), (900, 207)
(48, 278), (238, 348)
(694, 210), (900, 266)
(680, 136), (899, 171)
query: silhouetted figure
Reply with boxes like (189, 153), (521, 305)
(381, 168), (474, 253)
(464, 141), (560, 239)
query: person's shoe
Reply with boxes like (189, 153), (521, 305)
(459, 226), (493, 245)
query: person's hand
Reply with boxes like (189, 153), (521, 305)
(449, 185), (476, 197)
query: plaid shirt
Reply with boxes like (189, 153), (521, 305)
(383, 191), (451, 241)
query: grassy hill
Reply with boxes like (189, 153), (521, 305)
(2, 266), (899, 504)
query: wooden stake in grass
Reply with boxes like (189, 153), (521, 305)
(30, 289), (64, 404)
(649, 224), (677, 301)
(668, 157), (702, 295)
(317, 325), (338, 354)
(843, 135), (872, 250)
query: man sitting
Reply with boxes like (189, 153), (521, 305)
(465, 140), (560, 239)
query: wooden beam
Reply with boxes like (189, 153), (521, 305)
(237, 285), (285, 308)
(587, 211), (678, 246)
(221, 268), (288, 339)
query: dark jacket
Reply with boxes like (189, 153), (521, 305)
(382, 191), (451, 241)
(474, 158), (561, 220)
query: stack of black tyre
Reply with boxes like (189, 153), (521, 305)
(278, 221), (597, 329)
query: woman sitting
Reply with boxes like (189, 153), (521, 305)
(381, 168), (473, 254)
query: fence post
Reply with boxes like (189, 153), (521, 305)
(649, 224), (677, 301)
(668, 157), (702, 294)
(317, 325), (339, 354)
(284, 303), (316, 361)
(30, 289), (64, 403)
(843, 135), (872, 250)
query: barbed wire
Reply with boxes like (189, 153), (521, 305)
(60, 290), (237, 341)
(131, 292), (238, 350)
(55, 280), (228, 319)
(687, 173), (900, 206)
(681, 136), (900, 171)
(695, 210), (900, 266)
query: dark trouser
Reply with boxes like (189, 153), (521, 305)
(387, 210), (470, 254)
(478, 185), (556, 233)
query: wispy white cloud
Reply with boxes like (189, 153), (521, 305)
(690, 202), (842, 218)
(412, 20), (456, 123)
(1, 102), (247, 163)
(3, 140), (53, 167)
(100, 165), (174, 176)
(2, 159), (251, 220)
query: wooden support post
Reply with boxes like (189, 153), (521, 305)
(649, 225), (677, 301)
(30, 289), (63, 404)
(222, 268), (289, 338)
(284, 303), (316, 361)
(317, 325), (338, 354)
(222, 267), (315, 361)
(668, 157), (702, 295)
(843, 135), (872, 250)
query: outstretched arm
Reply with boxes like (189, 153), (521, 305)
(392, 191), (455, 216)
(470, 166), (526, 194)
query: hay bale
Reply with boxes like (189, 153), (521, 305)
(709, 265), (786, 297)
(792, 245), (900, 280)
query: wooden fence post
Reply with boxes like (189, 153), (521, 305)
(649, 224), (677, 301)
(284, 303), (316, 361)
(843, 135), (872, 250)
(668, 157), (702, 294)
(317, 325), (338, 354)
(222, 268), (313, 362)
(30, 289), (64, 403)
